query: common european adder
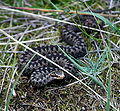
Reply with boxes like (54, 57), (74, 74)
(19, 15), (101, 87)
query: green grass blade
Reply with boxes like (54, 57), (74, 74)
(86, 74), (106, 90)
(105, 48), (112, 111)
(48, 0), (59, 10)
(93, 50), (107, 70)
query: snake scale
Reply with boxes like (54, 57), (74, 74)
(19, 15), (99, 87)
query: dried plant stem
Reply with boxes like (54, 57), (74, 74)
(0, 37), (58, 45)
(0, 6), (120, 37)
(8, 6), (120, 17)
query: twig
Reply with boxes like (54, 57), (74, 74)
(0, 19), (44, 39)
(107, 39), (120, 48)
(0, 24), (54, 40)
(104, 20), (120, 28)
(13, 24), (54, 37)
(1, 19), (41, 31)
(35, 31), (56, 38)
(0, 36), (58, 45)
(7, 6), (120, 17)
(0, 6), (120, 37)
(0, 51), (24, 53)
(109, 0), (114, 9)
(0, 66), (16, 68)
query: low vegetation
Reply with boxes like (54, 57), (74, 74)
(0, 0), (120, 111)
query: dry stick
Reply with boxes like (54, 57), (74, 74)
(13, 24), (54, 37)
(104, 20), (120, 28)
(35, 31), (56, 38)
(0, 29), (118, 111)
(0, 66), (16, 68)
(0, 51), (24, 53)
(0, 24), (54, 40)
(0, 37), (58, 45)
(8, 6), (120, 17)
(0, 6), (120, 37)
(107, 39), (120, 48)
(0, 23), (53, 40)
(1, 19), (41, 31)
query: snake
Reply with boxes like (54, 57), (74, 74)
(19, 15), (100, 87)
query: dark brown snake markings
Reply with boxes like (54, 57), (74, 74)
(19, 15), (99, 87)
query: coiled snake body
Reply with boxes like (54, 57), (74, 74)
(19, 15), (98, 87)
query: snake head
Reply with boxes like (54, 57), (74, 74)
(30, 70), (65, 87)
(49, 71), (65, 80)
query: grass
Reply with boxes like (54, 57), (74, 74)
(0, 0), (120, 111)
